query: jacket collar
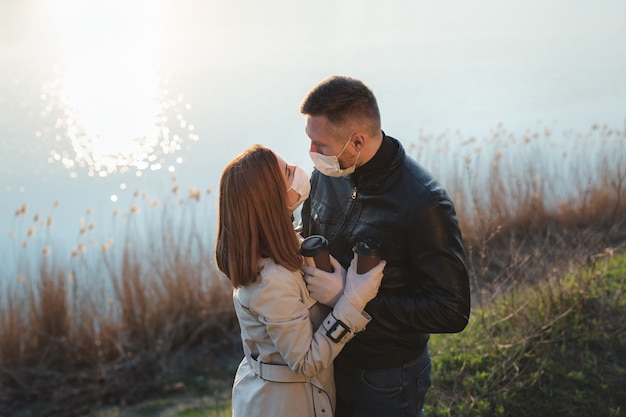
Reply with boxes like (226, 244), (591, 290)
(349, 133), (405, 192)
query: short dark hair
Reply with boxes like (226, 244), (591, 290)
(300, 75), (381, 134)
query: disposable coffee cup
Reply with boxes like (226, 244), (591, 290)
(300, 235), (333, 273)
(352, 240), (382, 274)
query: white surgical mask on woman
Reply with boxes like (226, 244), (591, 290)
(288, 165), (311, 211)
(309, 135), (360, 177)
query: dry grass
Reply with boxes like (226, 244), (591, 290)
(1, 185), (238, 416)
(413, 122), (626, 297)
(1, 121), (625, 417)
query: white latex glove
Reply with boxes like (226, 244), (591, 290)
(343, 258), (386, 312)
(302, 255), (347, 307)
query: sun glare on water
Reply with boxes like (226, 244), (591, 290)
(39, 0), (197, 177)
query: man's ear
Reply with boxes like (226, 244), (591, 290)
(352, 133), (366, 151)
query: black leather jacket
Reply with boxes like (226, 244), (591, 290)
(301, 135), (470, 369)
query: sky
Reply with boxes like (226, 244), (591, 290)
(1, 0), (625, 277)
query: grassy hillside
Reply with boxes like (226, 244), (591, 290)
(427, 252), (626, 417)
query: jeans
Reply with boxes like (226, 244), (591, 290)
(334, 347), (432, 417)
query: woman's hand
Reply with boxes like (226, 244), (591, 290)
(302, 255), (346, 307)
(343, 258), (386, 311)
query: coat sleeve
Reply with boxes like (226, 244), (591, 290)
(250, 268), (369, 377)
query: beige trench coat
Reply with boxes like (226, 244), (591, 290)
(232, 258), (369, 417)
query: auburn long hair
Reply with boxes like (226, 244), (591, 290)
(215, 145), (303, 288)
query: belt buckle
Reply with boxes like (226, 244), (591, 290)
(326, 318), (350, 342)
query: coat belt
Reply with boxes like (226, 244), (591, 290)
(249, 357), (308, 383)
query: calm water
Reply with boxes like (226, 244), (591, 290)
(1, 0), (626, 279)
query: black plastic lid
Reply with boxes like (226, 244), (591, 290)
(352, 239), (382, 258)
(300, 235), (329, 256)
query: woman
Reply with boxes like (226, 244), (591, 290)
(215, 145), (385, 417)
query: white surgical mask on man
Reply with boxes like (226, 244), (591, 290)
(309, 135), (360, 177)
(288, 165), (311, 211)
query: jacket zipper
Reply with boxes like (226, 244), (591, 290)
(329, 186), (358, 248)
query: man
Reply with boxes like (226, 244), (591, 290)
(299, 75), (471, 417)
